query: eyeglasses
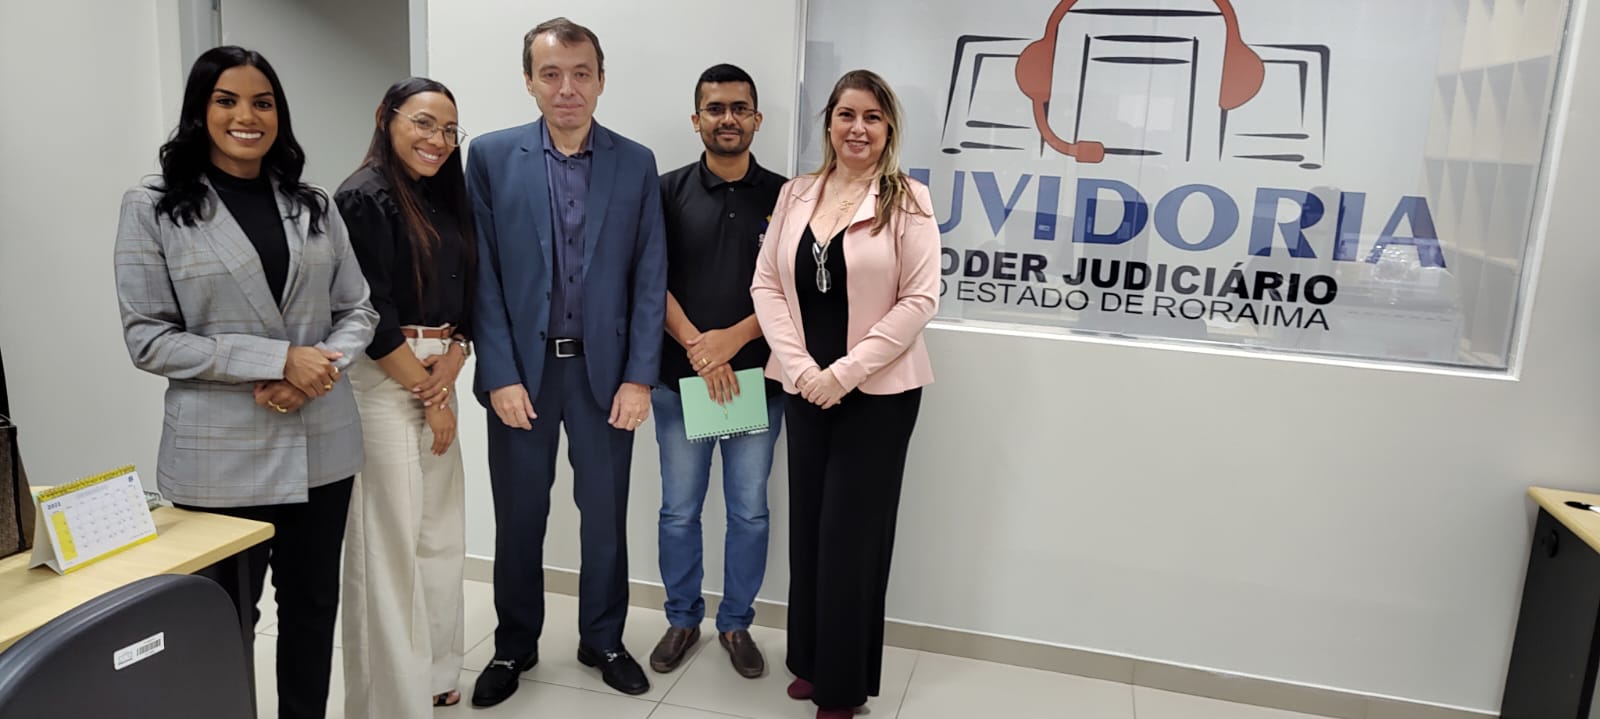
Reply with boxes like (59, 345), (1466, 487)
(698, 103), (757, 120)
(393, 109), (467, 147)
(811, 241), (833, 293)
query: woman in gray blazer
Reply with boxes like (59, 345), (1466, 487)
(113, 46), (376, 719)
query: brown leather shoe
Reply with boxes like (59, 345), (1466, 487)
(719, 629), (766, 678)
(649, 625), (700, 673)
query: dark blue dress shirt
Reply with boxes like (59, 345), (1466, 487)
(543, 122), (593, 340)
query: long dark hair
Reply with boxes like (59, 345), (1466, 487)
(357, 77), (476, 306)
(150, 46), (327, 231)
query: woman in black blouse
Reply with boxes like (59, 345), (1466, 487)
(333, 77), (475, 715)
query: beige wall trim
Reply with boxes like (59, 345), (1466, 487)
(463, 556), (1491, 719)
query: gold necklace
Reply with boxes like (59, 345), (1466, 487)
(814, 174), (873, 249)
(820, 185), (868, 244)
(827, 177), (871, 214)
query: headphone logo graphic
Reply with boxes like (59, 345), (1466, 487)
(1015, 0), (1264, 163)
(939, 0), (1328, 168)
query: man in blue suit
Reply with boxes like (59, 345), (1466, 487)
(465, 16), (666, 705)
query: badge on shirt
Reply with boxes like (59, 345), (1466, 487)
(758, 215), (771, 247)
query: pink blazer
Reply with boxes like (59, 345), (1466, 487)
(751, 173), (940, 395)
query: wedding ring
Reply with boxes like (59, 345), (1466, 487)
(441, 387), (450, 396)
(268, 401), (287, 413)
(323, 382), (333, 390)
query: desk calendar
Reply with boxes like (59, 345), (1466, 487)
(29, 466), (158, 574)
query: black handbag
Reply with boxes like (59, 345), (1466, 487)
(0, 413), (33, 559)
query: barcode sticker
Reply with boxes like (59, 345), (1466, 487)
(113, 632), (165, 671)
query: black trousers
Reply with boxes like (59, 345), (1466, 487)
(179, 477), (353, 719)
(784, 388), (922, 710)
(484, 353), (635, 658)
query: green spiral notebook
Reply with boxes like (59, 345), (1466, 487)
(678, 368), (771, 441)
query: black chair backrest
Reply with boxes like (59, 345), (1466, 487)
(0, 574), (253, 719)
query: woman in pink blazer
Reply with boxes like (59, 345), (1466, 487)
(750, 69), (940, 719)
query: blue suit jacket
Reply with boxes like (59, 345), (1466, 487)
(466, 119), (667, 410)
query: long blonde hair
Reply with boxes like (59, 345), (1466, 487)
(815, 69), (929, 235)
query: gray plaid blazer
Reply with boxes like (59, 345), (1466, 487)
(114, 178), (377, 507)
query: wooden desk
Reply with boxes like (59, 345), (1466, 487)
(1501, 487), (1600, 718)
(0, 504), (272, 652)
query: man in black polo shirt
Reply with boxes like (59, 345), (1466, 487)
(648, 64), (786, 680)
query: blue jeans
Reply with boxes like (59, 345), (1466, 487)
(652, 386), (783, 632)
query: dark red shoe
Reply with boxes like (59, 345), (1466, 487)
(816, 708), (857, 719)
(787, 678), (814, 700)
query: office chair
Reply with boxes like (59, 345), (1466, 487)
(0, 574), (253, 719)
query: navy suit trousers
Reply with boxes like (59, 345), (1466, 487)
(485, 350), (635, 656)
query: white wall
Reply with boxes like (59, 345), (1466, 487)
(219, 0), (411, 189)
(428, 1), (800, 177)
(430, 0), (1600, 713)
(0, 1), (178, 489)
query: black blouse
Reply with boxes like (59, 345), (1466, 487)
(335, 165), (472, 360)
(208, 167), (289, 305)
(797, 227), (850, 368)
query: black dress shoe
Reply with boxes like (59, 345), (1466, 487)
(577, 645), (650, 695)
(470, 651), (538, 707)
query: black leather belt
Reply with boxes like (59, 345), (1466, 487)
(551, 338), (584, 358)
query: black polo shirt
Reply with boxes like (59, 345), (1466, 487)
(658, 154), (787, 391)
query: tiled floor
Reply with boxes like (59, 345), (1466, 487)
(251, 579), (1339, 719)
